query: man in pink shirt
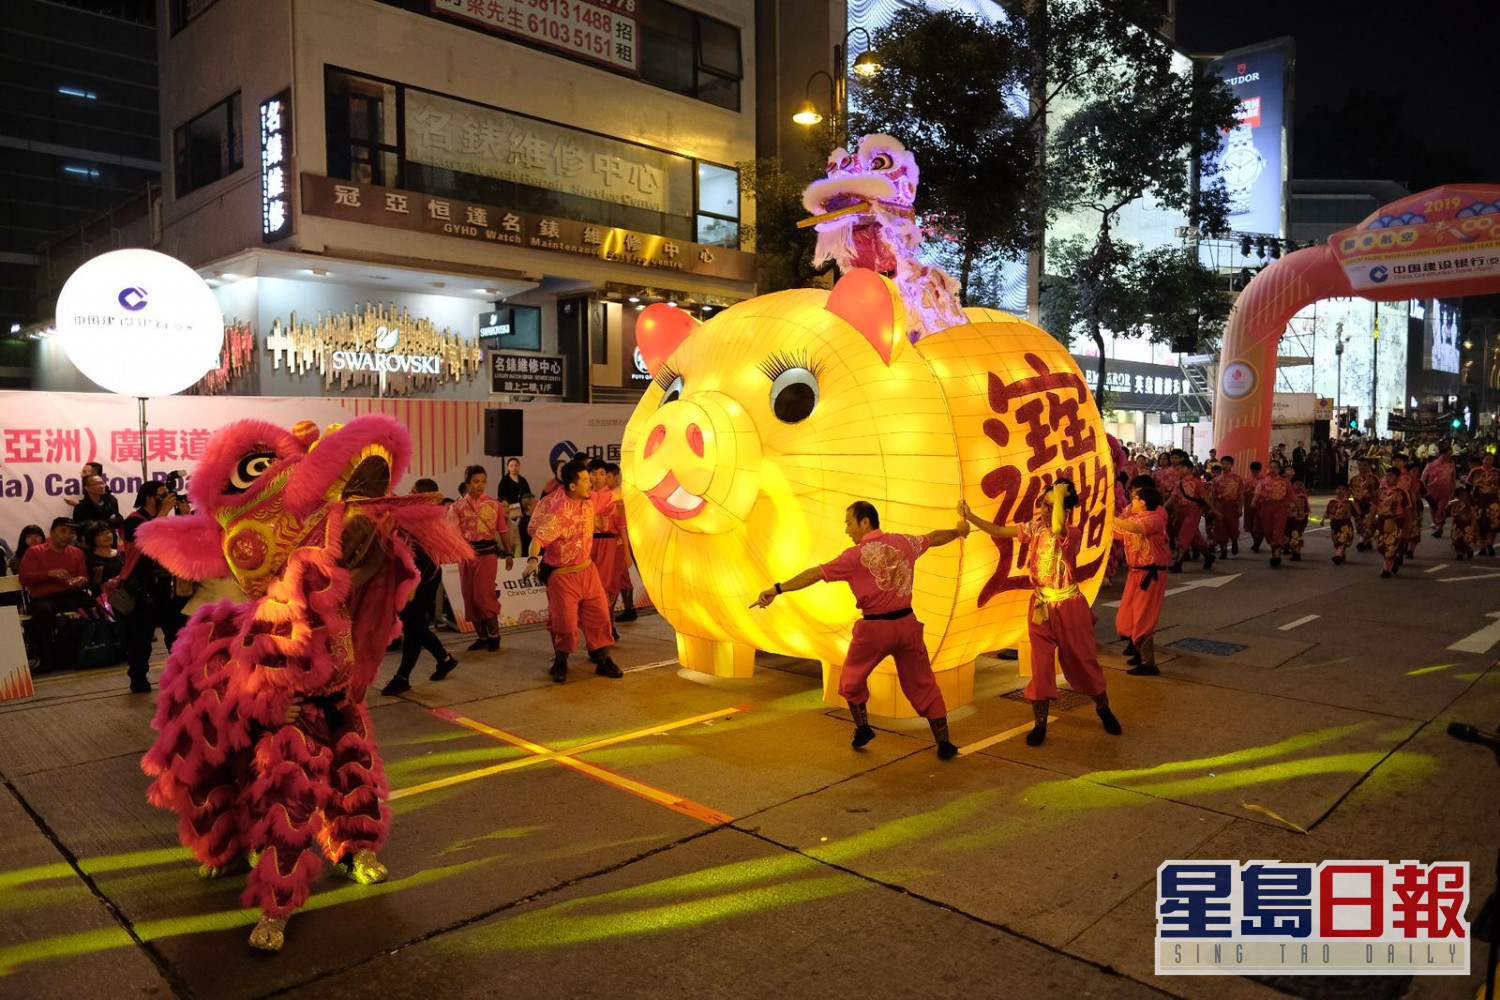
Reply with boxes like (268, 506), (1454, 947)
(19, 517), (92, 672)
(586, 458), (622, 638)
(754, 501), (969, 759)
(528, 456), (621, 683)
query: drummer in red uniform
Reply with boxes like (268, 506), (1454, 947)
(754, 501), (968, 759)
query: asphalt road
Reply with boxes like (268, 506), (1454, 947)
(1, 513), (1496, 1000)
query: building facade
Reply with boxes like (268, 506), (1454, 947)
(38, 0), (756, 406)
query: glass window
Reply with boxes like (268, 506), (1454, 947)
(696, 162), (738, 218)
(638, 0), (740, 108)
(173, 92), (242, 198)
(696, 216), (738, 248)
(698, 16), (741, 77)
(326, 70), (401, 188)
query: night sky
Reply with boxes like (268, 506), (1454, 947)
(1177, 0), (1500, 192)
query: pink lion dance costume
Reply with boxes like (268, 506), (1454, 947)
(135, 415), (469, 951)
(801, 133), (968, 340)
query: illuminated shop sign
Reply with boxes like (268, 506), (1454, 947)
(260, 91), (292, 242)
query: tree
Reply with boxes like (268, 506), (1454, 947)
(738, 157), (828, 293)
(847, 8), (1034, 302)
(1047, 51), (1239, 408)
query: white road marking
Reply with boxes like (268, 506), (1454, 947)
(1437, 571), (1500, 583)
(1448, 611), (1500, 654)
(624, 658), (679, 673)
(1425, 563), (1449, 573)
(1100, 573), (1241, 609)
(1278, 614), (1320, 631)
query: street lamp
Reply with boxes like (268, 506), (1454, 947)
(791, 27), (882, 142)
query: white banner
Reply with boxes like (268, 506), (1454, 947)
(0, 390), (641, 573)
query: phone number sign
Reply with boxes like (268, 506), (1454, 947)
(431, 0), (639, 75)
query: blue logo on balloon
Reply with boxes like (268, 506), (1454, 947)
(1369, 266), (1388, 284)
(118, 287), (148, 311)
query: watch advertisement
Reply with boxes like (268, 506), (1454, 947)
(1207, 39), (1291, 239)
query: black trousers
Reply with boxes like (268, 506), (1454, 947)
(27, 590), (93, 671)
(124, 599), (184, 682)
(396, 578), (447, 678)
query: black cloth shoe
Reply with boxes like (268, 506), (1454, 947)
(1024, 724), (1047, 746)
(129, 678), (152, 694)
(936, 741), (959, 760)
(851, 725), (876, 748)
(431, 655), (458, 681)
(593, 657), (624, 679)
(612, 627), (620, 642)
(1269, 555), (1281, 568)
(1097, 706), (1123, 735)
(1380, 570), (1392, 578)
(1204, 553), (1216, 571)
(1231, 540), (1239, 555)
(381, 675), (411, 696)
(1432, 528), (1443, 538)
(467, 637), (488, 651)
(615, 608), (638, 623)
(1126, 663), (1160, 676)
(486, 637), (499, 652)
(549, 655), (568, 683)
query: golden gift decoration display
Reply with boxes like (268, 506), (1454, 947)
(620, 269), (1112, 718)
(265, 303), (483, 396)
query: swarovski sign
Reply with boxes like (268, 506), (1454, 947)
(265, 303), (483, 396)
(327, 324), (443, 374)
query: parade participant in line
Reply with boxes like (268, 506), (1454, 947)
(1152, 450), (1184, 498)
(1393, 454), (1424, 558)
(1467, 452), (1500, 556)
(605, 463), (638, 623)
(1245, 460), (1267, 552)
(1105, 470), (1130, 586)
(1207, 455), (1244, 557)
(962, 480), (1122, 746)
(1253, 461), (1292, 568)
(382, 479), (460, 696)
(1448, 484), (1478, 560)
(446, 464), (511, 652)
(1372, 467), (1410, 578)
(539, 457), (568, 497)
(1422, 444), (1456, 538)
(118, 483), (187, 693)
(755, 501), (968, 759)
(527, 456), (622, 683)
(1349, 457), (1381, 552)
(587, 458), (622, 637)
(1169, 464), (1214, 572)
(1114, 479), (1170, 676)
(1285, 471), (1310, 561)
(1324, 484), (1361, 565)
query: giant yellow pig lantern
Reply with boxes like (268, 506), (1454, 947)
(621, 269), (1112, 717)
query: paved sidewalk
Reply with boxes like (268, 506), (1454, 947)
(0, 520), (1495, 999)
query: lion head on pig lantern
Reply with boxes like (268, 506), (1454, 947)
(620, 269), (1112, 717)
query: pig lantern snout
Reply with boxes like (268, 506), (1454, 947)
(634, 391), (761, 534)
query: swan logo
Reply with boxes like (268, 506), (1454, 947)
(373, 325), (400, 350)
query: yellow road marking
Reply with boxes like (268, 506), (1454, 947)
(957, 716), (1057, 756)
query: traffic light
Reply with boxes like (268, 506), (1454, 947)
(1451, 416), (1463, 429)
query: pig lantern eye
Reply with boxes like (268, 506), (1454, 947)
(770, 368), (819, 423)
(659, 374), (683, 406)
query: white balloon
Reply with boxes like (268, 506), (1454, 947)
(55, 249), (224, 397)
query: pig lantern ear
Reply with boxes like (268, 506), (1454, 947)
(636, 305), (701, 376)
(825, 268), (907, 366)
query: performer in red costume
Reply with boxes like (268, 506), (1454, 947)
(1394, 455), (1424, 558)
(605, 463), (638, 623)
(1244, 460), (1267, 552)
(1169, 465), (1214, 572)
(1285, 472), (1310, 561)
(1422, 444), (1456, 538)
(135, 416), (470, 952)
(963, 480), (1122, 746)
(447, 465), (510, 651)
(586, 458), (622, 638)
(1349, 458), (1381, 552)
(1207, 455), (1244, 557)
(1324, 484), (1361, 565)
(1115, 479), (1170, 676)
(1372, 468), (1410, 578)
(1467, 452), (1500, 557)
(1449, 485), (1479, 559)
(527, 456), (622, 683)
(754, 501), (968, 758)
(1252, 461), (1291, 568)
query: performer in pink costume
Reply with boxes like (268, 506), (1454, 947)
(1349, 458), (1381, 552)
(586, 458), (621, 632)
(1253, 461), (1291, 568)
(1448, 485), (1479, 559)
(754, 501), (968, 758)
(1114, 478), (1170, 676)
(1324, 485), (1361, 565)
(135, 416), (470, 952)
(1169, 465), (1214, 572)
(963, 481), (1122, 746)
(1466, 452), (1499, 556)
(1207, 455), (1244, 557)
(1421, 444), (1456, 537)
(1394, 455), (1424, 557)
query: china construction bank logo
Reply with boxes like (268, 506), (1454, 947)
(1155, 860), (1469, 976)
(117, 286), (148, 311)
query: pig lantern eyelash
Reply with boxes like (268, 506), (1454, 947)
(758, 350), (824, 381)
(653, 364), (680, 391)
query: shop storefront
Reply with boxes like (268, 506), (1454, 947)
(1073, 355), (1211, 452)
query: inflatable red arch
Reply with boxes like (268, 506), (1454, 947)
(1214, 183), (1500, 467)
